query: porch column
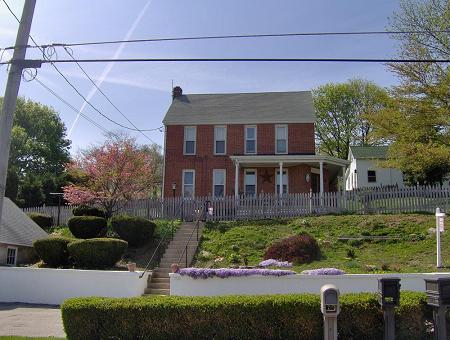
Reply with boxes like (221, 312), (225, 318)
(234, 161), (239, 198)
(279, 162), (283, 195)
(319, 161), (324, 194)
(342, 166), (346, 191)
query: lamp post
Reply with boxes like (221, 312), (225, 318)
(49, 192), (64, 226)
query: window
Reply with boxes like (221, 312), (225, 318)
(213, 169), (226, 197)
(6, 247), (17, 266)
(182, 170), (195, 198)
(245, 126), (257, 154)
(275, 125), (288, 154)
(184, 126), (196, 155)
(276, 170), (288, 194)
(214, 126), (226, 155)
(244, 169), (257, 196)
(368, 170), (377, 183)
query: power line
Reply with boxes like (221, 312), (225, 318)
(62, 47), (161, 144)
(12, 30), (450, 50)
(33, 77), (118, 137)
(34, 57), (450, 63)
(2, 0), (161, 139)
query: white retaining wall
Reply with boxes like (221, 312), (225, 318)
(0, 267), (150, 305)
(170, 272), (450, 296)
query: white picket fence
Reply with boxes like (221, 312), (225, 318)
(23, 185), (450, 225)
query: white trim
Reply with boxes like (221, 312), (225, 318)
(212, 169), (226, 197)
(230, 154), (349, 167)
(6, 246), (18, 266)
(275, 168), (289, 194)
(182, 169), (195, 198)
(275, 124), (288, 154)
(183, 126), (196, 155)
(244, 169), (257, 195)
(244, 125), (257, 155)
(214, 125), (227, 155)
(162, 125), (167, 199)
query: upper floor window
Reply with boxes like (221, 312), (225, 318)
(368, 170), (377, 183)
(213, 169), (226, 197)
(214, 126), (226, 155)
(184, 126), (196, 155)
(245, 125), (257, 154)
(275, 125), (288, 154)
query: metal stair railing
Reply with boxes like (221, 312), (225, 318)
(176, 203), (205, 268)
(139, 204), (182, 279)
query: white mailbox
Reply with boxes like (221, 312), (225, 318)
(321, 284), (340, 315)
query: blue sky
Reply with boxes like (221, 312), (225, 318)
(0, 0), (401, 152)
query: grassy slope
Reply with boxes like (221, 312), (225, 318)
(195, 214), (450, 273)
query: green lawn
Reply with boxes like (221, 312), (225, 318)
(195, 214), (450, 273)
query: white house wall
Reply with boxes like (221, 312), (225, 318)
(346, 158), (405, 190)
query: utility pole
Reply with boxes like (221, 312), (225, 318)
(0, 0), (37, 224)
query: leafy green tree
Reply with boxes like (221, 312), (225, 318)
(312, 79), (390, 159)
(368, 0), (449, 185)
(0, 97), (71, 205)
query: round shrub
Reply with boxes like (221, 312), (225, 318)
(264, 233), (320, 264)
(33, 236), (73, 267)
(68, 238), (128, 268)
(68, 216), (107, 239)
(28, 212), (53, 230)
(110, 215), (155, 246)
(72, 205), (106, 218)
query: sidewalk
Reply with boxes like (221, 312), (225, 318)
(0, 303), (65, 338)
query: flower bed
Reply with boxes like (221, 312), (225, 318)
(301, 268), (346, 275)
(178, 267), (296, 279)
(258, 259), (293, 268)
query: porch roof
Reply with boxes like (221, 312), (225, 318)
(230, 154), (349, 168)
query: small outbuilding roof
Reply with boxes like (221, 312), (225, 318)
(163, 91), (316, 125)
(0, 197), (48, 247)
(349, 146), (389, 160)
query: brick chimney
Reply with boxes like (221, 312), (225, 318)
(172, 86), (183, 99)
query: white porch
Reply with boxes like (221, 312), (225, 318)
(230, 155), (349, 197)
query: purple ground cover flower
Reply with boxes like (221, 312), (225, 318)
(178, 267), (296, 279)
(259, 259), (293, 268)
(301, 268), (346, 275)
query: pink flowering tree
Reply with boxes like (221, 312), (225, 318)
(63, 138), (157, 217)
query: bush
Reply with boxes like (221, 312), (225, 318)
(68, 216), (107, 239)
(33, 236), (73, 267)
(72, 205), (106, 218)
(67, 238), (127, 268)
(62, 292), (431, 340)
(110, 215), (155, 246)
(27, 212), (53, 230)
(264, 233), (320, 264)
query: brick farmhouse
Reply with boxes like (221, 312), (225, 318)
(162, 87), (348, 198)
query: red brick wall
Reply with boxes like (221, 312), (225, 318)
(164, 123), (318, 197)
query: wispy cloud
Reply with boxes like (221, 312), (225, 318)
(67, 0), (154, 137)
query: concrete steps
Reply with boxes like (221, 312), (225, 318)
(144, 222), (203, 296)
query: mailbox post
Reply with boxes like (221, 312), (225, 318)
(378, 278), (401, 340)
(320, 284), (340, 340)
(435, 208), (446, 268)
(425, 278), (450, 340)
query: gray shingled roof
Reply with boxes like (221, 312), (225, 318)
(0, 198), (48, 247)
(163, 91), (315, 125)
(350, 146), (389, 159)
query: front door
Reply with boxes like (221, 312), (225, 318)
(311, 173), (320, 193)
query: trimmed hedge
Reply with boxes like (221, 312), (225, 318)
(110, 215), (155, 246)
(264, 233), (321, 264)
(33, 236), (73, 267)
(67, 238), (127, 268)
(72, 205), (106, 218)
(27, 212), (53, 230)
(67, 216), (107, 239)
(62, 292), (432, 340)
